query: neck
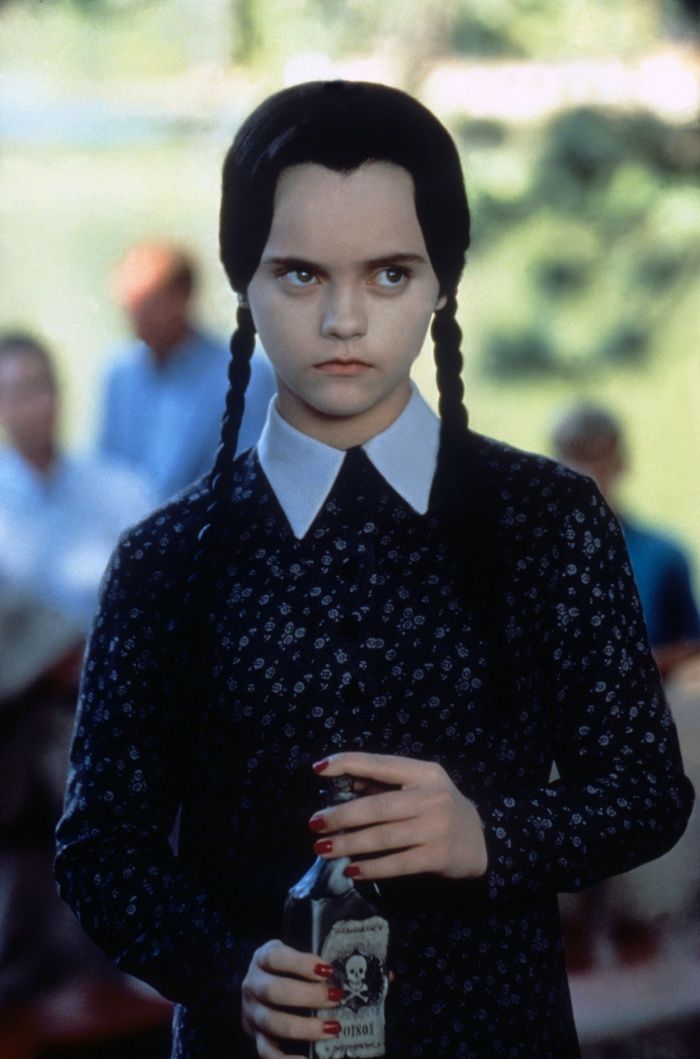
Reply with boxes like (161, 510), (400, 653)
(276, 382), (412, 450)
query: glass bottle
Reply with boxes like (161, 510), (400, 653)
(283, 774), (390, 1058)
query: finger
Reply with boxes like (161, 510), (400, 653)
(342, 845), (435, 880)
(345, 776), (396, 797)
(258, 975), (343, 1011)
(256, 941), (328, 981)
(311, 788), (421, 834)
(315, 751), (445, 788)
(250, 1002), (342, 1044)
(316, 818), (426, 860)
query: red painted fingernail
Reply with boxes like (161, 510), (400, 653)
(314, 839), (333, 855)
(309, 815), (326, 832)
(328, 987), (344, 1002)
(323, 1020), (341, 1036)
(314, 963), (334, 978)
(344, 864), (361, 878)
(313, 758), (329, 773)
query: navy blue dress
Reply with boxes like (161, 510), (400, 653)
(55, 433), (693, 1058)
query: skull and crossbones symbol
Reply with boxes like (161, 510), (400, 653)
(343, 952), (369, 1004)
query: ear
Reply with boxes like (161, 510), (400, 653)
(435, 293), (447, 312)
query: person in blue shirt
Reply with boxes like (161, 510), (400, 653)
(99, 242), (276, 501)
(551, 403), (700, 679)
(0, 332), (155, 630)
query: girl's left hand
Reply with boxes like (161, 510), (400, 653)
(308, 752), (488, 881)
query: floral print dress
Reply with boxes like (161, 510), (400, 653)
(55, 433), (694, 1058)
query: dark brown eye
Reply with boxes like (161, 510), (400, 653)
(375, 267), (408, 288)
(283, 269), (317, 286)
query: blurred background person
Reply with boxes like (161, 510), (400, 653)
(99, 241), (276, 501)
(551, 401), (700, 984)
(551, 402), (700, 681)
(0, 332), (154, 631)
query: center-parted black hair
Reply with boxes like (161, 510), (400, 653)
(212, 79), (471, 502)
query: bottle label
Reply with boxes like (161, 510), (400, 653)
(314, 915), (389, 1058)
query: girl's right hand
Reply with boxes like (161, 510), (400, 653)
(241, 939), (343, 1059)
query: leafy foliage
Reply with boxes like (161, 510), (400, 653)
(462, 108), (700, 381)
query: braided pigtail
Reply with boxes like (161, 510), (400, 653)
(208, 306), (256, 501)
(187, 307), (256, 606)
(432, 292), (508, 712)
(431, 292), (468, 441)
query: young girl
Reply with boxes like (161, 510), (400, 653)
(55, 81), (693, 1059)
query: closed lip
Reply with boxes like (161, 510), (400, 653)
(314, 358), (372, 367)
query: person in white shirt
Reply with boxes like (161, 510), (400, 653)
(0, 332), (156, 630)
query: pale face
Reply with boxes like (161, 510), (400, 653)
(246, 162), (445, 448)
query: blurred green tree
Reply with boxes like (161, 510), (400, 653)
(0, 0), (695, 64)
(468, 107), (700, 381)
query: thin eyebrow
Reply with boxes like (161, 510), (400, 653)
(261, 252), (427, 272)
(262, 256), (324, 272)
(364, 253), (427, 269)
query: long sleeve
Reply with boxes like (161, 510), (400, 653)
(473, 472), (694, 902)
(54, 503), (255, 1009)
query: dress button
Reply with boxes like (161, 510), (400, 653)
(338, 614), (362, 639)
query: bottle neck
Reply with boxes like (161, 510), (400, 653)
(325, 773), (358, 812)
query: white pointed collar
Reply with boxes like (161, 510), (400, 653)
(255, 382), (440, 539)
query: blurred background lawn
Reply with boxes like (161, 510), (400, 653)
(1, 0), (699, 571)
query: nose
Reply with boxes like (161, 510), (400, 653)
(320, 282), (367, 341)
